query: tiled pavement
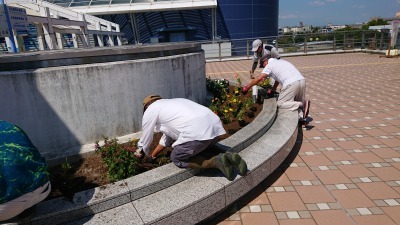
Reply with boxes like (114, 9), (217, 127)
(205, 53), (400, 225)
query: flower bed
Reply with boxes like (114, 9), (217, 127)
(47, 77), (271, 200)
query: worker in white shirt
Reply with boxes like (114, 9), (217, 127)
(243, 55), (310, 121)
(250, 39), (280, 79)
(136, 95), (248, 181)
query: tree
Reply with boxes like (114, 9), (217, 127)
(362, 18), (388, 30)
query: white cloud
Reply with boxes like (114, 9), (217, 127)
(325, 0), (337, 2)
(309, 1), (325, 6)
(280, 14), (298, 19)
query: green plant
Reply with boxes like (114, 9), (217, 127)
(95, 138), (140, 182)
(206, 77), (229, 100)
(259, 77), (271, 88)
(237, 108), (245, 121)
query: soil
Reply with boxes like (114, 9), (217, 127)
(46, 86), (266, 201)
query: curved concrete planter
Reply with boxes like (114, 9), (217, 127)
(5, 98), (299, 225)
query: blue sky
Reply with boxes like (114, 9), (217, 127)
(279, 0), (400, 27)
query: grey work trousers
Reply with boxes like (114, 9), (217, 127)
(277, 79), (307, 118)
(171, 137), (220, 168)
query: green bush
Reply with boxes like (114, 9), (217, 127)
(95, 138), (140, 182)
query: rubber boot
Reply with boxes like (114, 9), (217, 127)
(188, 153), (234, 181)
(226, 152), (248, 176)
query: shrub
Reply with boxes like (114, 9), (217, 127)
(95, 138), (140, 182)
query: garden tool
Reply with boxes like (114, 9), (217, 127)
(188, 153), (234, 181)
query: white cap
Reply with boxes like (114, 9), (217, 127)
(252, 39), (262, 52)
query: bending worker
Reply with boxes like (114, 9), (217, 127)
(137, 95), (248, 181)
(0, 120), (51, 221)
(250, 39), (280, 79)
(243, 55), (311, 121)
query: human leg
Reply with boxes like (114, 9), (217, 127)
(225, 152), (248, 176)
(170, 138), (235, 180)
(170, 137), (219, 168)
(0, 181), (51, 221)
(277, 81), (301, 111)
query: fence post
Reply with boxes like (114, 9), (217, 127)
(304, 34), (307, 53)
(246, 39), (249, 58)
(361, 31), (365, 49)
(333, 33), (336, 51)
(218, 41), (221, 60)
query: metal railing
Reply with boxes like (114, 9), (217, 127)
(200, 30), (398, 60)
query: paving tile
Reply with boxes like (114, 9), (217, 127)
(272, 173), (293, 186)
(363, 129), (390, 137)
(301, 155), (334, 167)
(335, 140), (364, 150)
(330, 189), (375, 208)
(341, 128), (365, 136)
(370, 148), (400, 159)
(286, 211), (300, 219)
(267, 192), (307, 211)
(299, 142), (319, 153)
(350, 152), (385, 163)
(337, 164), (375, 178)
(295, 186), (336, 203)
(313, 170), (352, 185)
(285, 167), (317, 181)
(354, 137), (384, 146)
(379, 138), (400, 148)
(381, 206), (400, 224)
(357, 182), (400, 200)
(308, 140), (338, 148)
(207, 53), (400, 225)
(322, 131), (348, 139)
(311, 210), (354, 225)
(248, 192), (270, 205)
(278, 219), (317, 225)
(379, 125), (400, 134)
(369, 167), (400, 181)
(241, 212), (279, 225)
(303, 129), (326, 139)
(322, 151), (354, 162)
(351, 215), (397, 225)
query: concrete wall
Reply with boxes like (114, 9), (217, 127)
(0, 51), (206, 160)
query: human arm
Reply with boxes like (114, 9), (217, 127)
(242, 73), (268, 93)
(150, 144), (165, 158)
(137, 110), (158, 157)
(271, 80), (279, 92)
(250, 62), (258, 74)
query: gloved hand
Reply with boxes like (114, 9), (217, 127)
(242, 85), (250, 94)
(134, 148), (144, 159)
(266, 89), (277, 98)
(143, 155), (156, 163)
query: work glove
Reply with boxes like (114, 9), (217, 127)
(266, 89), (277, 98)
(143, 155), (156, 163)
(134, 148), (144, 159)
(242, 85), (249, 94)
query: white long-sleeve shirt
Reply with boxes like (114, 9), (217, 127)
(261, 58), (304, 88)
(138, 98), (226, 156)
